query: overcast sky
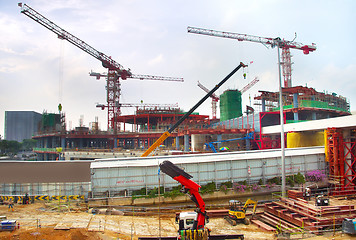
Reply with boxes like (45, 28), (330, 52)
(1, 0), (355, 139)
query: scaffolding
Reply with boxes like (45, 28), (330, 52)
(325, 128), (356, 195)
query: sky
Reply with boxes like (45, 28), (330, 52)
(1, 0), (356, 139)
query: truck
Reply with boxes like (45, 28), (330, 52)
(149, 160), (245, 240)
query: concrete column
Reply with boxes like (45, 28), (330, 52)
(261, 97), (266, 112)
(293, 93), (299, 121)
(176, 136), (180, 150)
(312, 112), (317, 120)
(217, 134), (222, 149)
(245, 137), (251, 150)
(184, 135), (190, 152)
(79, 138), (83, 148)
(61, 137), (65, 149)
(262, 161), (267, 185)
(114, 138), (118, 148)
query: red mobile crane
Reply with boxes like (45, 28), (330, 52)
(18, 3), (183, 132)
(152, 160), (244, 240)
(188, 26), (316, 88)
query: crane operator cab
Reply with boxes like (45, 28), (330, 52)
(176, 211), (210, 230)
(176, 212), (198, 230)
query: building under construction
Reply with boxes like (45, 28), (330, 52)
(31, 85), (350, 160)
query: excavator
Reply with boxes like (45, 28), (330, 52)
(141, 160), (244, 240)
(224, 199), (257, 226)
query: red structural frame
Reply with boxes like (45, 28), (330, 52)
(326, 128), (356, 196)
(255, 112), (286, 150)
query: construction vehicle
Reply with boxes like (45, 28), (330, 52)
(315, 195), (329, 206)
(153, 160), (244, 240)
(141, 62), (247, 157)
(224, 199), (257, 226)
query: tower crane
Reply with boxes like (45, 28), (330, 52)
(197, 81), (219, 119)
(91, 71), (180, 111)
(188, 26), (316, 88)
(240, 77), (259, 94)
(18, 3), (183, 133)
(197, 77), (259, 119)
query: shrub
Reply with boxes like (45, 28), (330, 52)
(233, 183), (247, 192)
(305, 170), (326, 182)
(268, 177), (281, 185)
(200, 182), (216, 194)
(294, 172), (305, 184)
(266, 183), (276, 189)
(163, 188), (183, 199)
(286, 175), (295, 187)
(252, 184), (260, 191)
(219, 184), (229, 194)
(132, 187), (146, 196)
(220, 181), (232, 188)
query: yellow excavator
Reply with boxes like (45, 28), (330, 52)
(224, 199), (258, 226)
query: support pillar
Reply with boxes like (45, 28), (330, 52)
(245, 136), (251, 150)
(293, 93), (299, 121)
(176, 136), (180, 150)
(261, 97), (266, 112)
(312, 112), (317, 120)
(217, 134), (222, 150)
(184, 135), (190, 152)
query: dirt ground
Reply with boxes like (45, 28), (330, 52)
(0, 198), (355, 240)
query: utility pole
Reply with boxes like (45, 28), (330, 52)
(277, 43), (286, 198)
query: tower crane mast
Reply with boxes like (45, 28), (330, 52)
(19, 3), (183, 133)
(188, 26), (316, 88)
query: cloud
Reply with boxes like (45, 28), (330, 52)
(148, 54), (164, 66)
(1, 0), (355, 138)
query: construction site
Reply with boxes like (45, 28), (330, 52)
(1, 2), (356, 240)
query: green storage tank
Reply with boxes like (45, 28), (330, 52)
(220, 90), (242, 121)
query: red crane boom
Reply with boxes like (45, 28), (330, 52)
(188, 26), (316, 88)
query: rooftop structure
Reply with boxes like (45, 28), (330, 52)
(254, 86), (350, 122)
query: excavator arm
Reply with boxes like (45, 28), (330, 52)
(242, 199), (258, 215)
(159, 160), (207, 230)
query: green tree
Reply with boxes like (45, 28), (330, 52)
(21, 139), (37, 151)
(0, 140), (21, 155)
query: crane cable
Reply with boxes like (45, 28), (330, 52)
(58, 41), (64, 112)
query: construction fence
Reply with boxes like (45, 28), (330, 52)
(0, 195), (85, 203)
(0, 182), (90, 201)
